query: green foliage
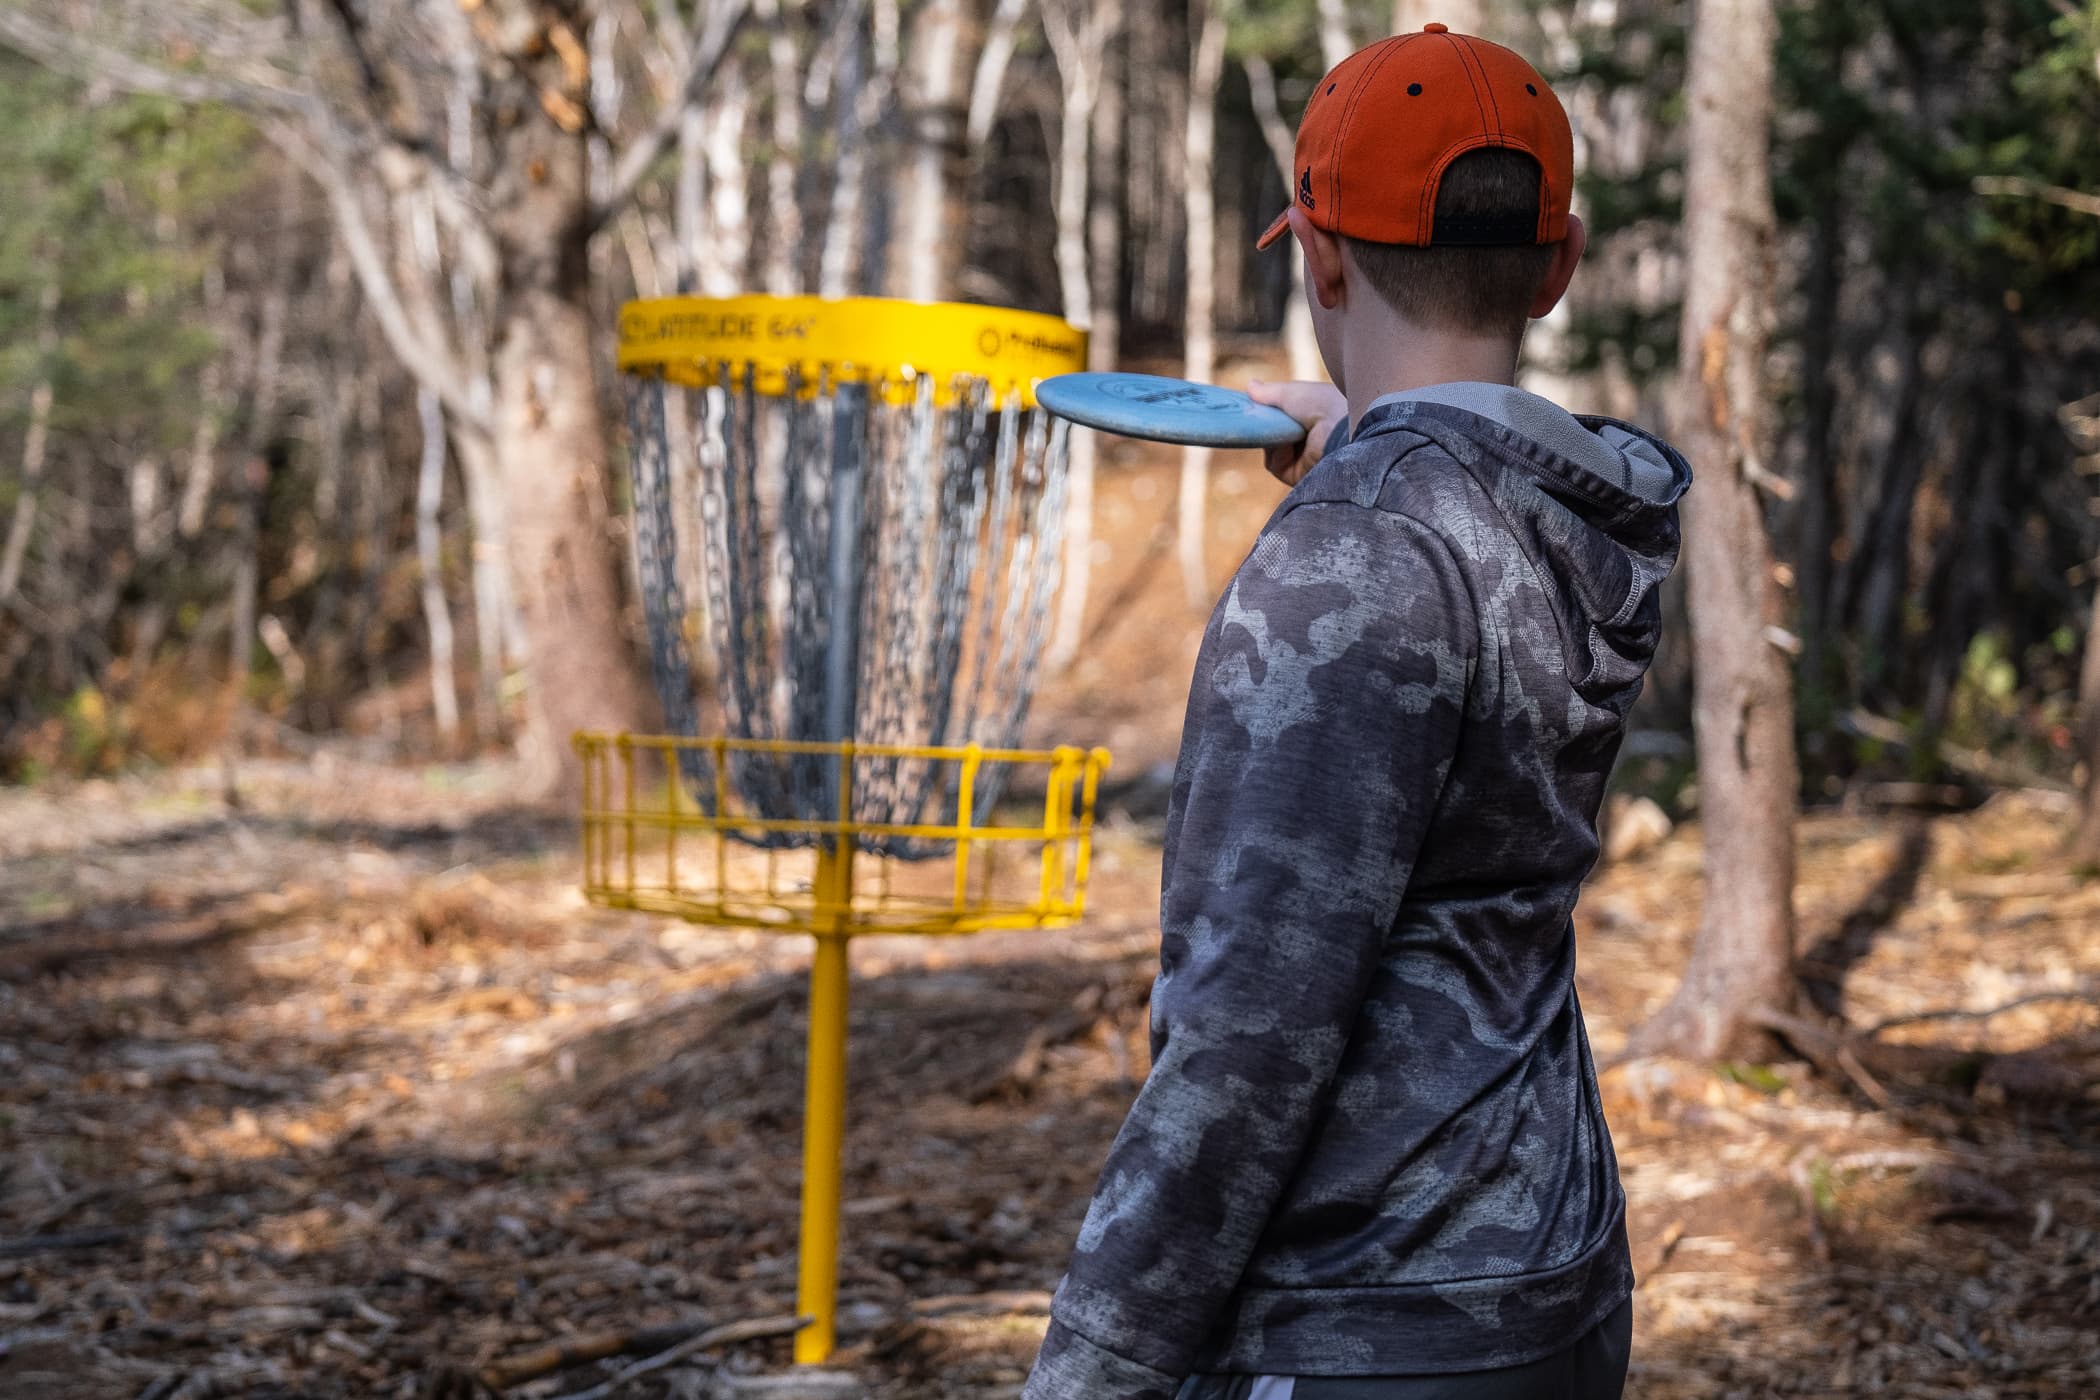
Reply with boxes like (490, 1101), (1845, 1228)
(1558, 0), (2100, 383)
(1549, 3), (1688, 379)
(1940, 628), (2079, 775)
(0, 57), (251, 454)
(0, 57), (267, 774)
(1224, 0), (1320, 63)
(1717, 1060), (1788, 1095)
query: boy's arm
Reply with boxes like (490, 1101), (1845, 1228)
(1024, 501), (1477, 1400)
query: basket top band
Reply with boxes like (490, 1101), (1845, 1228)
(617, 295), (1088, 405)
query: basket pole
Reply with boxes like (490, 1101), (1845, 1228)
(794, 853), (852, 1363)
(796, 387), (868, 1365)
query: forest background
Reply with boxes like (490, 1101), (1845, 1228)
(5, 0), (2096, 801)
(1, 0), (2100, 1395)
(0, 1), (2092, 768)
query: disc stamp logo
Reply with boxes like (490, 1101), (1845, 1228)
(1099, 376), (1238, 413)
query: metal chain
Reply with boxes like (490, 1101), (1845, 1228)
(630, 362), (1072, 857)
(625, 375), (716, 811)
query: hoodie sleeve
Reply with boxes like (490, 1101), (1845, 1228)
(1024, 501), (1478, 1399)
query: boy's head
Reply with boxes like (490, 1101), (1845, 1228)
(1257, 25), (1585, 384)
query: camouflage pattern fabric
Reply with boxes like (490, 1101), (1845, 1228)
(1023, 401), (1691, 1400)
(1174, 1297), (1632, 1398)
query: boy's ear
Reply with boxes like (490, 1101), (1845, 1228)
(1528, 213), (1587, 319)
(1289, 206), (1347, 311)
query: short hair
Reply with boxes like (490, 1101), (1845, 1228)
(1344, 149), (1558, 339)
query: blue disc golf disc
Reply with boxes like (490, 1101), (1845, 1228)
(1036, 372), (1306, 448)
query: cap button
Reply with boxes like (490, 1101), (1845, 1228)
(1423, 21), (1449, 32)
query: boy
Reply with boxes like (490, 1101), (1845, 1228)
(1023, 25), (1690, 1400)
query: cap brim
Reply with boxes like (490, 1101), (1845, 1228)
(1256, 208), (1291, 251)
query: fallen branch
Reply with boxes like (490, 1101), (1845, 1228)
(482, 1322), (705, 1391)
(1750, 1007), (1902, 1109)
(0, 1226), (137, 1260)
(1834, 1041), (1894, 1110)
(546, 1314), (807, 1400)
(1860, 986), (2098, 1037)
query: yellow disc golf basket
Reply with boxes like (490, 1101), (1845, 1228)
(584, 295), (1108, 1363)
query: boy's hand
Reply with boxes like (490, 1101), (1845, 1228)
(1246, 379), (1349, 487)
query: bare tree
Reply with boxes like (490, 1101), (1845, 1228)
(818, 0), (897, 297)
(0, 0), (749, 795)
(892, 0), (969, 299)
(416, 387), (462, 746)
(1042, 0), (1115, 669)
(1317, 0), (1357, 67)
(756, 0), (805, 294)
(964, 0), (1031, 151)
(228, 179), (294, 700)
(2066, 392), (2100, 854)
(1178, 0), (1227, 609)
(0, 284), (56, 605)
(1633, 0), (1798, 1060)
(1244, 54), (1323, 381)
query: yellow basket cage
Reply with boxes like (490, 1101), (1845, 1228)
(577, 734), (1111, 937)
(598, 295), (1101, 1364)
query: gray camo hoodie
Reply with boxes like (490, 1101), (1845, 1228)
(1024, 383), (1692, 1397)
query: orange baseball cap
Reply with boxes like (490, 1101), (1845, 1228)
(1256, 23), (1574, 251)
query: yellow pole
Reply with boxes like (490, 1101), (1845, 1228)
(795, 819), (854, 1362)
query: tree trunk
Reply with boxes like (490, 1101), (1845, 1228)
(2068, 393), (2100, 855)
(230, 244), (291, 700)
(1178, 0), (1226, 609)
(1633, 0), (1797, 1061)
(1847, 320), (1930, 699)
(891, 0), (968, 300)
(675, 100), (707, 292)
(697, 63), (752, 296)
(819, 3), (872, 299)
(453, 426), (514, 743)
(2078, 590), (2100, 856)
(1245, 55), (1323, 381)
(1044, 0), (1113, 671)
(1316, 0), (1356, 67)
(489, 123), (655, 797)
(416, 387), (462, 746)
(757, 0), (803, 294)
(963, 0), (1028, 149)
(0, 283), (57, 603)
(1793, 176), (1844, 763)
(1126, 0), (1184, 332)
(177, 357), (223, 542)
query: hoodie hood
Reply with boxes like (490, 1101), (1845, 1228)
(1365, 381), (1685, 506)
(1345, 384), (1692, 710)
